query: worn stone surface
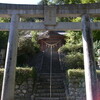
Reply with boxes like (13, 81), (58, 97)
(1, 14), (19, 100)
(0, 76), (100, 100)
(14, 78), (34, 100)
(68, 77), (86, 100)
(82, 14), (97, 100)
(0, 3), (100, 17)
(44, 6), (56, 26)
(0, 22), (100, 31)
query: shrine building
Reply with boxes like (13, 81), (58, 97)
(38, 31), (65, 51)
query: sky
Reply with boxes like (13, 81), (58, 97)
(0, 0), (41, 4)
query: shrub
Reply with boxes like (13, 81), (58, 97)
(67, 69), (85, 86)
(94, 40), (100, 57)
(59, 43), (83, 54)
(0, 68), (4, 83)
(97, 70), (100, 81)
(68, 69), (100, 81)
(64, 52), (84, 69)
(16, 67), (37, 84)
(0, 67), (37, 85)
(68, 69), (84, 79)
(17, 32), (40, 66)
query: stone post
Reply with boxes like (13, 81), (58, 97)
(1, 14), (19, 100)
(82, 14), (97, 100)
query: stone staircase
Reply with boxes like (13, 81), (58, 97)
(41, 51), (50, 73)
(34, 73), (67, 100)
(41, 50), (62, 73)
(33, 48), (67, 100)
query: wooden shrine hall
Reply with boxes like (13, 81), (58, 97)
(38, 31), (65, 51)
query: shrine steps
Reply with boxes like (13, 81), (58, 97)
(33, 73), (67, 100)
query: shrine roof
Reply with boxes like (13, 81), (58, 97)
(38, 31), (65, 40)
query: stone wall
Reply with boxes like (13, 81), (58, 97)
(15, 78), (34, 100)
(0, 78), (34, 100)
(0, 68), (100, 100)
(67, 69), (100, 100)
(0, 68), (36, 100)
(68, 74), (86, 100)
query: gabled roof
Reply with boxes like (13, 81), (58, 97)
(38, 31), (65, 40)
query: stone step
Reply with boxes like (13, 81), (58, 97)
(34, 73), (66, 99)
(39, 78), (63, 82)
(35, 97), (67, 100)
(36, 85), (65, 89)
(35, 93), (66, 97)
(36, 82), (64, 85)
(36, 89), (65, 93)
(39, 73), (64, 76)
(39, 74), (64, 77)
(39, 77), (64, 80)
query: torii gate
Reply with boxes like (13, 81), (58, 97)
(0, 3), (100, 100)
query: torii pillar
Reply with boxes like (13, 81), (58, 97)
(82, 14), (97, 100)
(1, 14), (19, 100)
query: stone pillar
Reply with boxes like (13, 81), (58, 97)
(44, 6), (56, 26)
(1, 14), (19, 100)
(82, 14), (97, 100)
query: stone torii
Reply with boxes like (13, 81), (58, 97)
(0, 3), (100, 100)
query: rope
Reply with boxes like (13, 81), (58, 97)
(50, 46), (52, 98)
(41, 40), (61, 48)
(41, 40), (61, 98)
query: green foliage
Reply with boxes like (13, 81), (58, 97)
(93, 40), (100, 57)
(66, 69), (100, 80)
(64, 52), (84, 69)
(93, 31), (100, 42)
(16, 67), (36, 84)
(31, 31), (40, 51)
(0, 17), (10, 22)
(60, 31), (83, 53)
(58, 23), (100, 69)
(0, 17), (10, 49)
(69, 0), (81, 4)
(0, 31), (8, 49)
(68, 69), (84, 79)
(93, 17), (100, 22)
(68, 69), (84, 87)
(18, 31), (39, 55)
(51, 0), (81, 4)
(56, 17), (70, 22)
(97, 70), (100, 81)
(39, 0), (51, 5)
(59, 43), (82, 54)
(17, 31), (40, 66)
(81, 0), (96, 3)
(20, 17), (43, 23)
(71, 17), (81, 22)
(67, 69), (100, 87)
(0, 67), (37, 85)
(17, 38), (35, 66)
(18, 38), (34, 55)
(51, 0), (65, 4)
(68, 69), (100, 80)
(0, 68), (4, 83)
(51, 0), (99, 4)
(59, 31), (83, 69)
